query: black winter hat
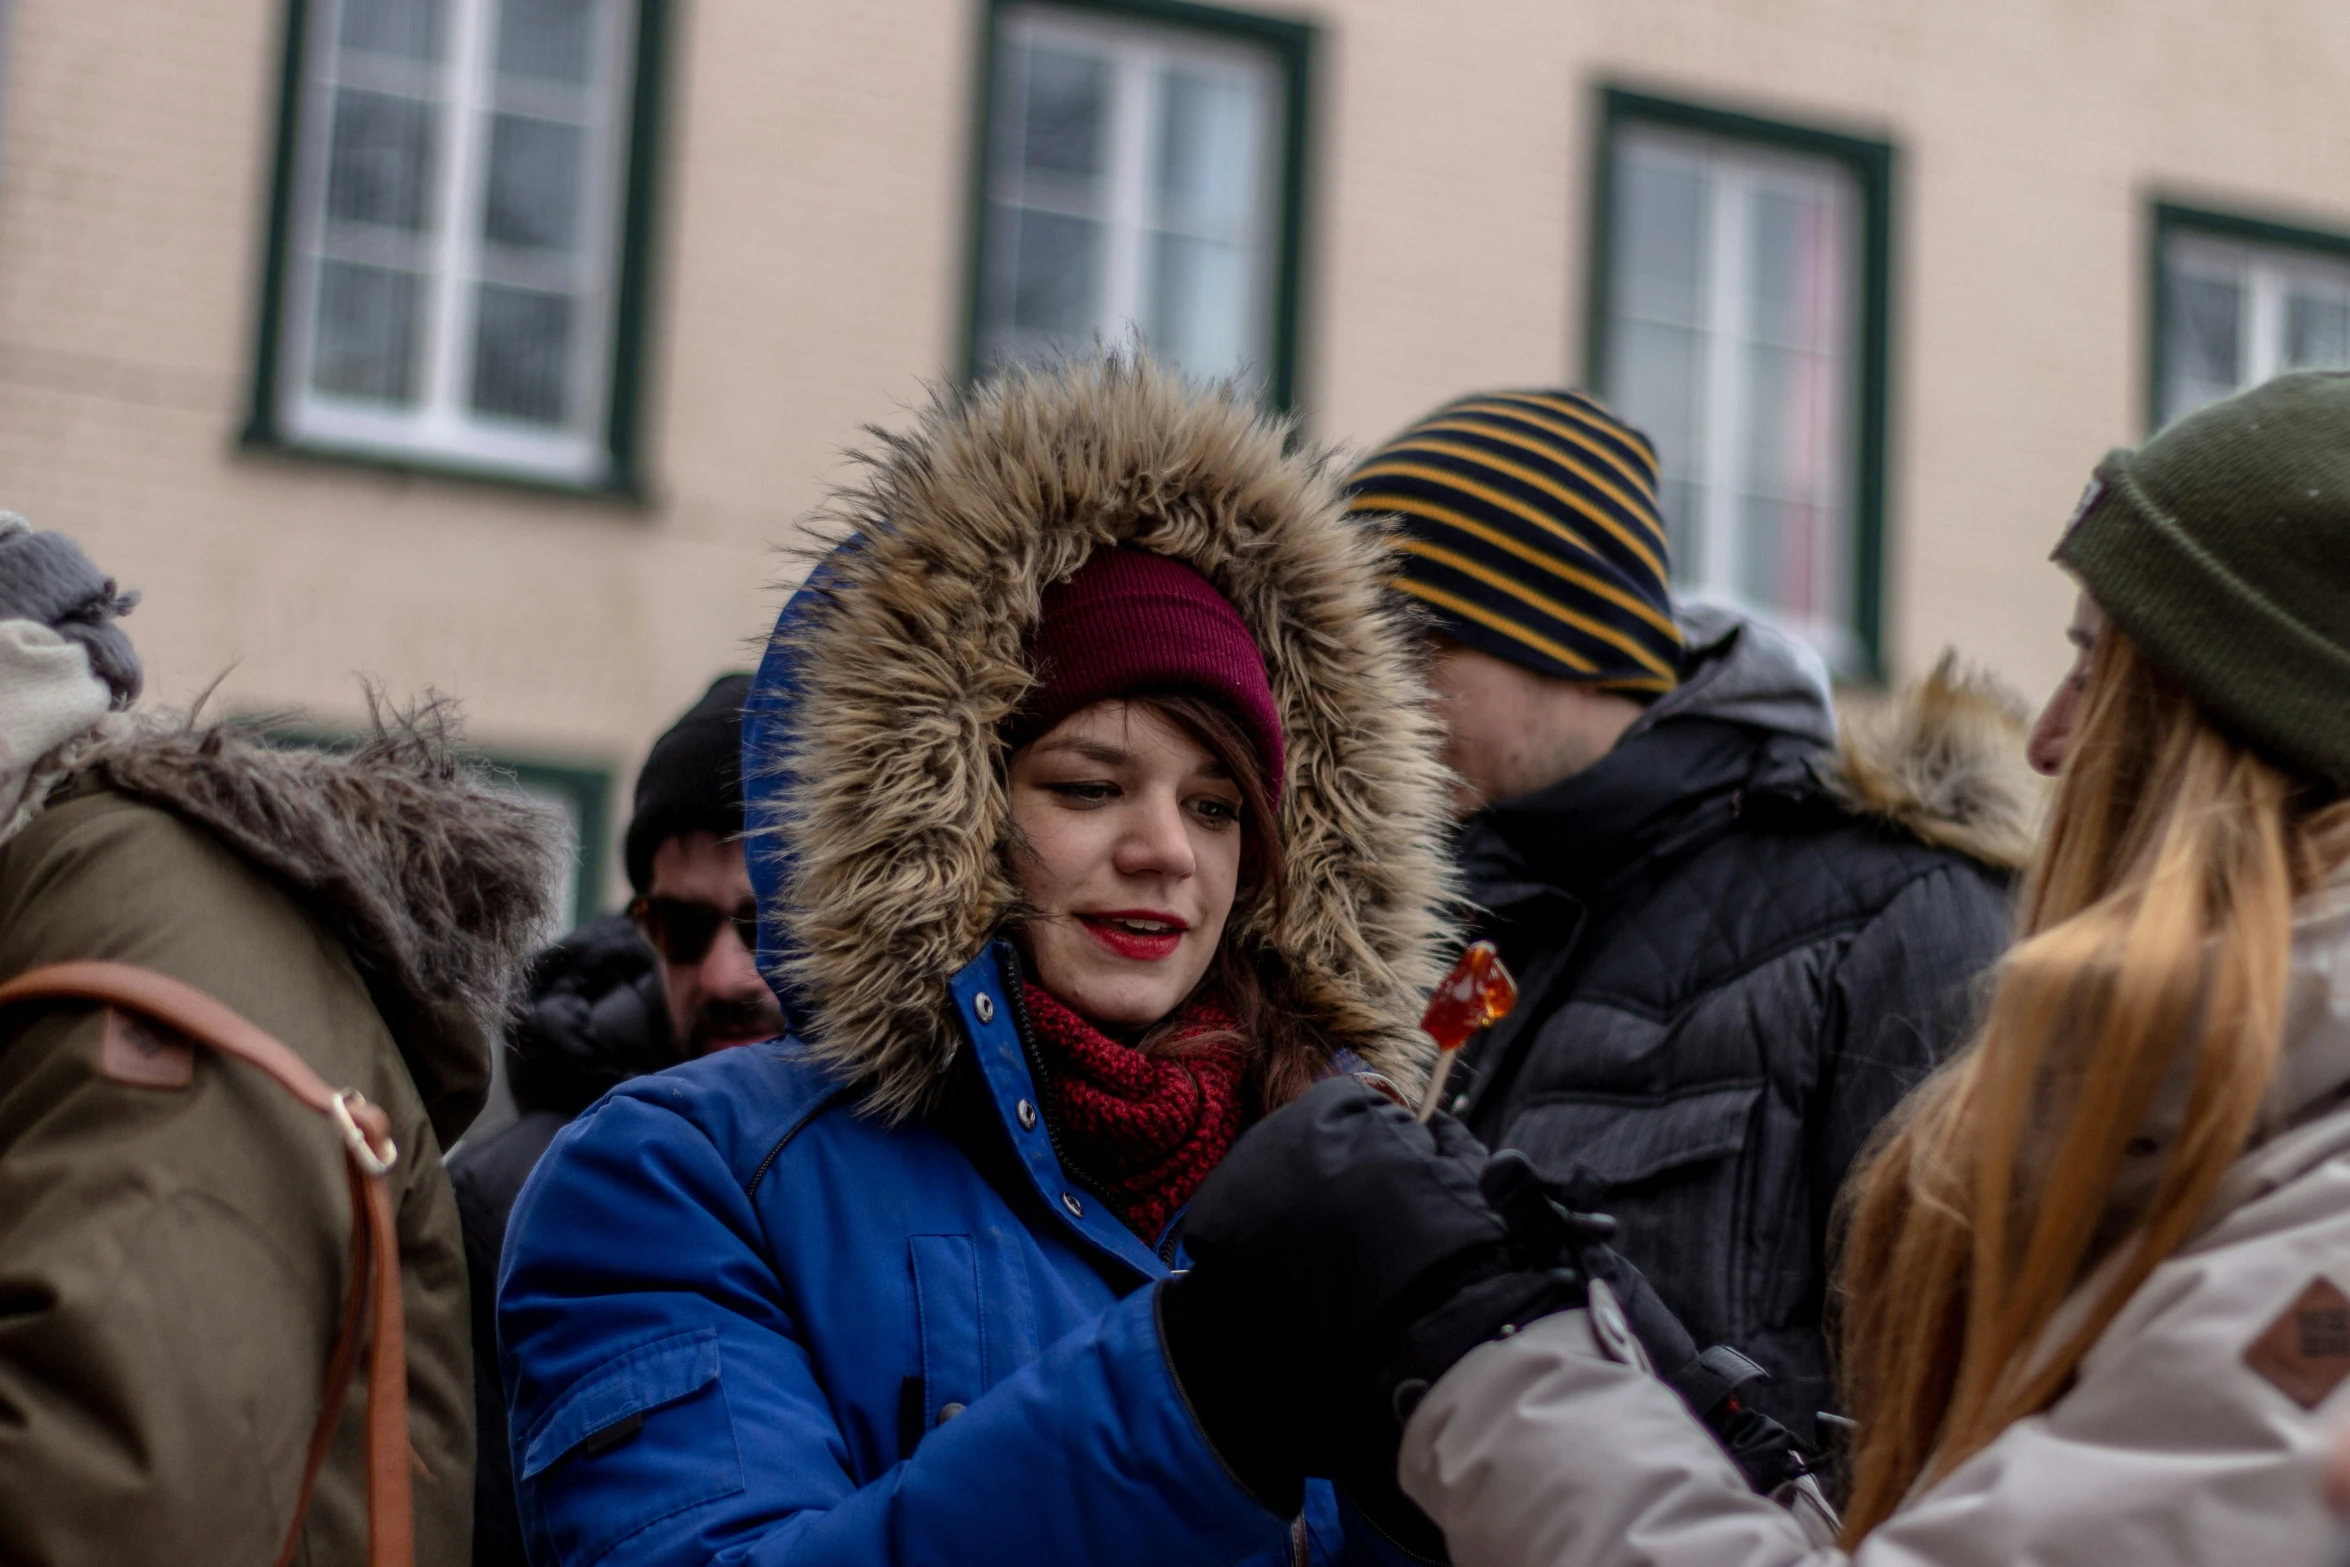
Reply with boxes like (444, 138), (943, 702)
(625, 673), (753, 893)
(2055, 370), (2350, 787)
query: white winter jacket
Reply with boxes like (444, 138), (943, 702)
(1400, 887), (2350, 1567)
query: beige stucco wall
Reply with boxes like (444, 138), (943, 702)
(2, 0), (2345, 903)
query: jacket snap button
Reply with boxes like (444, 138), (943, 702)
(1061, 1191), (1083, 1218)
(1017, 1098), (1038, 1131)
(937, 1402), (966, 1423)
(974, 993), (996, 1023)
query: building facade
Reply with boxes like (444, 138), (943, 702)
(3, 0), (2346, 911)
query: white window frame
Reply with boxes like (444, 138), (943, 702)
(978, 3), (1285, 386)
(1605, 123), (1865, 672)
(278, 0), (639, 485)
(2159, 226), (2350, 427)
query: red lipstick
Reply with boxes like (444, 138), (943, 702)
(1077, 909), (1189, 962)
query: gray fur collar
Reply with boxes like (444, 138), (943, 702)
(756, 356), (1465, 1121)
(1831, 653), (2043, 874)
(80, 705), (563, 1142)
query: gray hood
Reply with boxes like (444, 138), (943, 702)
(1631, 602), (1838, 750)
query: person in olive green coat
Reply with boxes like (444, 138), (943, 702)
(0, 518), (558, 1564)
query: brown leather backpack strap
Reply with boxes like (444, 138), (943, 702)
(0, 960), (414, 1567)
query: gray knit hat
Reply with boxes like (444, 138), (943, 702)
(0, 513), (142, 707)
(2056, 370), (2350, 787)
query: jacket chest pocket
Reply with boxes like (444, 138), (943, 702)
(1505, 1082), (1763, 1332)
(904, 1234), (987, 1449)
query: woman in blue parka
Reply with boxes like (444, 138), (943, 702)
(496, 355), (1463, 1566)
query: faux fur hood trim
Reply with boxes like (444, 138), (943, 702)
(1830, 653), (2043, 874)
(81, 702), (565, 1143)
(756, 355), (1464, 1122)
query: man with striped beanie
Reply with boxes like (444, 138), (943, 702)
(1341, 389), (2020, 1456)
(1346, 388), (1683, 813)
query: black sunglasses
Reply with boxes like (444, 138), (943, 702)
(630, 896), (759, 964)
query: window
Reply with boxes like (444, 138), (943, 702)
(247, 0), (667, 488)
(1591, 91), (1892, 676)
(2154, 205), (2350, 429)
(969, 0), (1312, 405)
(503, 758), (613, 927)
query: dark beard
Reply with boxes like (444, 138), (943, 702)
(683, 991), (787, 1056)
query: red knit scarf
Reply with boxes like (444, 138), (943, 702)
(1022, 982), (1248, 1245)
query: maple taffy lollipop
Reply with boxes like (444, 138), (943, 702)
(1415, 939), (1519, 1120)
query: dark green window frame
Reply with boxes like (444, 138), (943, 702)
(503, 757), (614, 925)
(241, 0), (673, 501)
(2148, 199), (2350, 435)
(1585, 86), (1896, 680)
(960, 0), (1315, 412)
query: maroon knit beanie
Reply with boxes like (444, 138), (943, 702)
(1009, 547), (1285, 797)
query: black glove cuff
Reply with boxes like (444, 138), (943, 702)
(1155, 1277), (1306, 1517)
(1381, 1267), (1587, 1426)
(1665, 1343), (1769, 1421)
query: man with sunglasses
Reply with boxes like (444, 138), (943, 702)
(453, 672), (784, 1567)
(621, 673), (788, 1057)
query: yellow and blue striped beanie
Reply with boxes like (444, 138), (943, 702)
(1344, 389), (1682, 693)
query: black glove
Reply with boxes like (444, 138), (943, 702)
(1158, 1080), (1506, 1525)
(1161, 1080), (1611, 1558)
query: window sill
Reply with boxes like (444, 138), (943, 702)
(236, 424), (653, 509)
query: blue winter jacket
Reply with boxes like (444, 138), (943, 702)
(497, 360), (1459, 1566)
(498, 942), (1416, 1565)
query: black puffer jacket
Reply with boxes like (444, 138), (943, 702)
(1448, 608), (2035, 1445)
(447, 913), (673, 1567)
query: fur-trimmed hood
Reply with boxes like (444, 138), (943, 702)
(72, 707), (563, 1142)
(1638, 603), (2041, 873)
(1831, 652), (2043, 874)
(749, 356), (1463, 1121)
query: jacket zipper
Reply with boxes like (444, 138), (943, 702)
(996, 944), (1118, 1216)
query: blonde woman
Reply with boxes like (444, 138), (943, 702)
(1170, 369), (2350, 1566)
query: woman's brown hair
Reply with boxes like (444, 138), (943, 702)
(1835, 628), (2350, 1540)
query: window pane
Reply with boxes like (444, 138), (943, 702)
(1741, 343), (1838, 622)
(1748, 187), (1836, 350)
(1739, 493), (1829, 620)
(2162, 266), (2243, 422)
(1020, 45), (1106, 179)
(1151, 232), (1247, 377)
(484, 114), (581, 250)
(2288, 289), (2350, 370)
(325, 88), (436, 231)
(1159, 69), (1257, 232)
(497, 0), (597, 84)
(1614, 145), (1705, 328)
(339, 0), (444, 61)
(1611, 318), (1704, 579)
(1009, 207), (1097, 336)
(471, 284), (574, 425)
(311, 261), (423, 402)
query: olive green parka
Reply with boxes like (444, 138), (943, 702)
(0, 690), (557, 1564)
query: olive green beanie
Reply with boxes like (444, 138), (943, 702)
(2055, 369), (2350, 787)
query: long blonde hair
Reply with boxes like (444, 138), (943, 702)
(1836, 628), (2350, 1541)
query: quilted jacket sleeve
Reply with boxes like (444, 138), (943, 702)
(1816, 863), (2009, 1200)
(498, 1090), (1291, 1567)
